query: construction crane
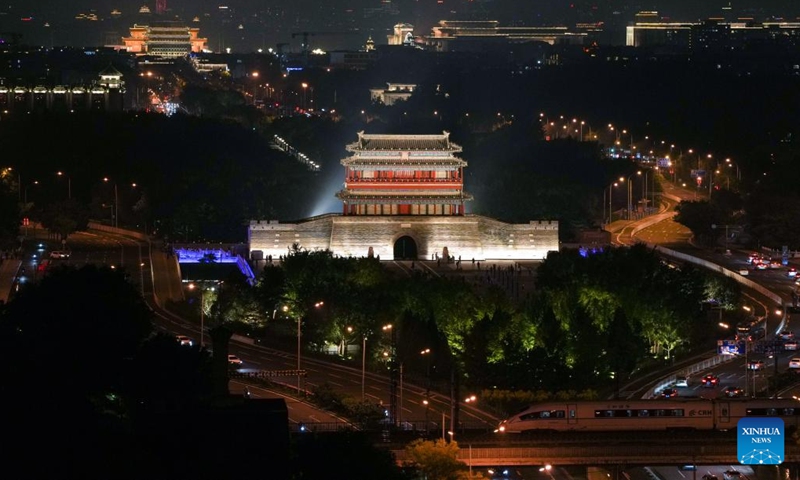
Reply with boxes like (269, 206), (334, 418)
(290, 31), (358, 54)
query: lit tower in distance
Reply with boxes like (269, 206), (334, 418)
(156, 0), (167, 15)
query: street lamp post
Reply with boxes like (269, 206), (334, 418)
(188, 283), (210, 348)
(604, 178), (623, 224)
(296, 301), (324, 395)
(23, 180), (39, 204)
(297, 315), (302, 393)
(383, 323), (398, 426)
(627, 171), (641, 220)
(57, 171), (71, 199)
(103, 177), (118, 228)
(642, 170), (648, 213)
(421, 348), (431, 434)
(361, 334), (367, 402)
(251, 72), (259, 105)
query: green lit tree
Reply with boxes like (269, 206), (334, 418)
(404, 439), (486, 480)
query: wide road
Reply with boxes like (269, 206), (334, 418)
(613, 176), (799, 400)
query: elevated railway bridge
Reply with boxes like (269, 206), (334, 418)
(314, 430), (797, 468)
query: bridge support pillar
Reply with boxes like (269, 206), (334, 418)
(753, 465), (780, 480)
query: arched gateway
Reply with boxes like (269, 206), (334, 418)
(393, 236), (418, 260)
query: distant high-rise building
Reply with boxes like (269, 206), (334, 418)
(156, 0), (167, 15)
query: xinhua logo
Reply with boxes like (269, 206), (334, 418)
(738, 417), (784, 465)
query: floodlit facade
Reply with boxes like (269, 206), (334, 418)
(249, 132), (559, 261)
(337, 131), (468, 216)
(425, 20), (586, 52)
(626, 13), (800, 48)
(122, 23), (207, 57)
(369, 83), (416, 105)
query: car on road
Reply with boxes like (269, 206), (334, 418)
(780, 330), (796, 341)
(756, 262), (768, 270)
(788, 267), (797, 278)
(675, 376), (689, 387)
(49, 250), (70, 259)
(748, 327), (766, 341)
(723, 470), (743, 480)
(785, 340), (799, 351)
(659, 388), (679, 398)
(701, 374), (719, 387)
(748, 360), (765, 370)
(176, 335), (193, 346)
(723, 386), (745, 398)
(227, 354), (243, 366)
(789, 358), (800, 369)
(703, 475), (719, 480)
(739, 269), (750, 276)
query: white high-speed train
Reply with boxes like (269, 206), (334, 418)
(497, 398), (800, 433)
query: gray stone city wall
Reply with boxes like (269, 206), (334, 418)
(249, 214), (559, 261)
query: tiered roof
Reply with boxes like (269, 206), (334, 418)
(347, 131), (461, 152)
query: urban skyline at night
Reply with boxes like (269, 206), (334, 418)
(3, 0), (800, 51)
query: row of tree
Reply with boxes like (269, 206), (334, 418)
(201, 244), (739, 410)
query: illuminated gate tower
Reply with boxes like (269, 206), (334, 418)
(336, 131), (472, 216)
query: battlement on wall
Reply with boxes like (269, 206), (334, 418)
(248, 215), (559, 261)
(529, 220), (559, 230)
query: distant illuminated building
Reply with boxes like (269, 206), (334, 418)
(425, 20), (586, 51)
(0, 66), (124, 113)
(365, 36), (375, 51)
(98, 64), (124, 90)
(122, 23), (207, 57)
(626, 12), (800, 48)
(387, 23), (415, 46)
(369, 83), (415, 106)
(138, 5), (151, 15)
